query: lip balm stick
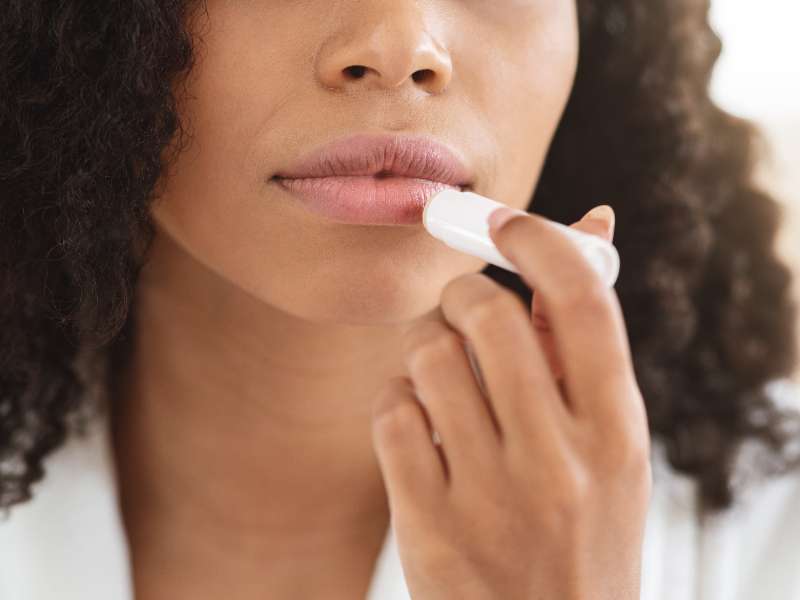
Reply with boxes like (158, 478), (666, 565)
(423, 189), (620, 288)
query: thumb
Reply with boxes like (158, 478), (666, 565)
(579, 204), (615, 242)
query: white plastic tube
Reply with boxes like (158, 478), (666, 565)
(422, 189), (620, 288)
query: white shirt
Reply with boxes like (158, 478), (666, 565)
(1, 379), (799, 600)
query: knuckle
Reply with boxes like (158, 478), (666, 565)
(441, 272), (487, 304)
(373, 396), (420, 439)
(373, 378), (416, 422)
(382, 403), (419, 433)
(418, 538), (465, 577)
(440, 273), (527, 336)
(592, 417), (652, 478)
(607, 439), (654, 503)
(545, 468), (591, 528)
(552, 276), (610, 317)
(463, 287), (525, 333)
(610, 430), (651, 474)
(624, 430), (653, 480)
(379, 375), (415, 398)
(403, 324), (464, 376)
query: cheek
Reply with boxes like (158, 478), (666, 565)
(147, 1), (580, 327)
(157, 3), (302, 221)
(149, 18), (467, 328)
(470, 4), (579, 208)
(148, 4), (318, 304)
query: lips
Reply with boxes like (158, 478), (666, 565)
(271, 133), (474, 225)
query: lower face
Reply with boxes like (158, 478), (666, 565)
(148, 0), (579, 325)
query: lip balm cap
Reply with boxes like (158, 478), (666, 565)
(422, 189), (620, 288)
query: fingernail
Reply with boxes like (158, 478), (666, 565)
(583, 205), (615, 236)
(488, 206), (527, 233)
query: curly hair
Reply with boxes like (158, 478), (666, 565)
(1, 0), (798, 515)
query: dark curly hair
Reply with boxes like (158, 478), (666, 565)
(1, 0), (798, 516)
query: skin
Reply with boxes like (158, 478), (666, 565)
(375, 209), (651, 599)
(111, 0), (650, 598)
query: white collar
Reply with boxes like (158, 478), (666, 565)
(0, 408), (411, 600)
(4, 377), (799, 599)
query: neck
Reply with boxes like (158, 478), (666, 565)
(109, 229), (435, 581)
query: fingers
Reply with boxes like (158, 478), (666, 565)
(531, 211), (616, 384)
(400, 318), (503, 485)
(371, 376), (449, 508)
(488, 207), (638, 426)
(438, 272), (569, 447)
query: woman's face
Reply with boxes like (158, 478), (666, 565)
(150, 0), (579, 325)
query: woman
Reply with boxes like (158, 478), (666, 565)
(1, 0), (799, 599)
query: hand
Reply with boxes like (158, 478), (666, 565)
(370, 205), (652, 600)
(533, 206), (617, 382)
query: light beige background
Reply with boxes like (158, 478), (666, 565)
(756, 118), (800, 383)
(711, 0), (800, 383)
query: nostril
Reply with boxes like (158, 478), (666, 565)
(412, 69), (433, 83)
(343, 65), (367, 79)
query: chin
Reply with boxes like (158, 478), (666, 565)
(272, 277), (446, 326)
(251, 260), (475, 327)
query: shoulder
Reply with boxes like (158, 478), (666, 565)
(728, 378), (800, 520)
(642, 377), (800, 600)
(0, 409), (133, 600)
(702, 378), (800, 597)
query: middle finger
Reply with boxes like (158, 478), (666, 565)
(402, 317), (502, 484)
(439, 272), (569, 447)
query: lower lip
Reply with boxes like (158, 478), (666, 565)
(273, 176), (463, 225)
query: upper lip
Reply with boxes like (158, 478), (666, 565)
(272, 133), (474, 189)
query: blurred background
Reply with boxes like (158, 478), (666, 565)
(710, 0), (800, 381)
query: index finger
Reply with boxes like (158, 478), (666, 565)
(531, 215), (616, 383)
(488, 209), (637, 422)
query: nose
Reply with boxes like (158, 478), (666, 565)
(315, 2), (453, 95)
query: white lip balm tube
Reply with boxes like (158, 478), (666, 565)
(423, 189), (620, 288)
